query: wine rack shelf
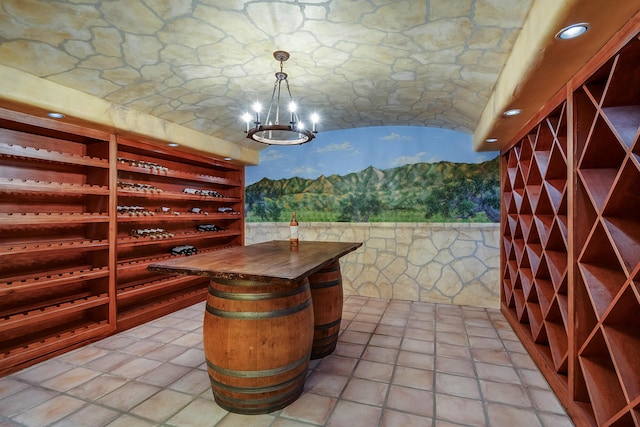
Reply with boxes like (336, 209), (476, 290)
(0, 108), (244, 376)
(501, 30), (640, 427)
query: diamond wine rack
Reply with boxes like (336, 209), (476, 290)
(501, 30), (640, 427)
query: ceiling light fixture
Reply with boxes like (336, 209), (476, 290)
(167, 143), (180, 147)
(47, 112), (65, 119)
(485, 138), (498, 143)
(503, 109), (522, 117)
(242, 51), (318, 146)
(556, 23), (590, 40)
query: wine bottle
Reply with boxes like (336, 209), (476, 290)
(290, 211), (299, 248)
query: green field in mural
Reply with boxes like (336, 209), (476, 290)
(245, 156), (499, 223)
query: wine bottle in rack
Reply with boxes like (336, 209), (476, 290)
(170, 245), (197, 256)
(290, 211), (299, 248)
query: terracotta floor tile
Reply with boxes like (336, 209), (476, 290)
(280, 392), (336, 425)
(171, 331), (203, 347)
(436, 342), (471, 360)
(403, 327), (435, 342)
(339, 330), (372, 345)
(435, 356), (475, 377)
(41, 366), (102, 392)
(85, 352), (133, 372)
(471, 348), (512, 365)
(315, 355), (358, 377)
(0, 387), (59, 418)
(374, 324), (405, 337)
(143, 343), (189, 362)
(379, 315), (408, 327)
(538, 412), (576, 427)
(97, 381), (160, 411)
(0, 378), (29, 400)
(528, 388), (567, 414)
(67, 374), (129, 400)
(347, 321), (377, 333)
(480, 380), (532, 407)
(380, 409), (433, 427)
(14, 394), (85, 427)
(397, 350), (434, 370)
(518, 368), (551, 389)
(435, 393), (486, 426)
(361, 345), (398, 364)
(13, 360), (72, 383)
(304, 372), (348, 397)
(369, 333), (402, 348)
(386, 385), (434, 417)
(401, 338), (435, 354)
(138, 362), (192, 387)
(353, 359), (394, 382)
(166, 397), (228, 427)
(474, 362), (520, 384)
(326, 400), (382, 427)
(50, 404), (120, 427)
(104, 414), (158, 426)
(130, 388), (194, 422)
(485, 402), (542, 427)
(110, 358), (162, 379)
(466, 325), (500, 338)
(468, 336), (505, 349)
(392, 366), (434, 390)
(436, 331), (469, 346)
(332, 341), (366, 358)
(435, 372), (481, 399)
(168, 370), (211, 395)
(58, 346), (108, 366)
(170, 348), (205, 367)
(342, 377), (388, 406)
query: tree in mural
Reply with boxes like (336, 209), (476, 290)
(337, 191), (382, 222)
(251, 200), (282, 221)
(423, 174), (500, 222)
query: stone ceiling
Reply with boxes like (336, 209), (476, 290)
(0, 0), (531, 152)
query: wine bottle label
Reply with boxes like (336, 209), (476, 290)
(290, 225), (299, 239)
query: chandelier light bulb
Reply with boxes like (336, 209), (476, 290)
(289, 102), (297, 112)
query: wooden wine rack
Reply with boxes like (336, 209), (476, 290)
(501, 29), (640, 427)
(0, 109), (244, 376)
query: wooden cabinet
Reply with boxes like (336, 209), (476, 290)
(114, 137), (244, 330)
(0, 109), (244, 376)
(501, 29), (640, 427)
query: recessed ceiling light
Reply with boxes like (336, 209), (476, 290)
(167, 143), (179, 147)
(503, 109), (522, 117)
(556, 23), (589, 40)
(47, 112), (65, 119)
(224, 157), (233, 161)
(485, 138), (498, 143)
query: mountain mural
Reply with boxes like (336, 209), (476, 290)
(245, 156), (500, 223)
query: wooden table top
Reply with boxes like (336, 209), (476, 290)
(148, 240), (362, 283)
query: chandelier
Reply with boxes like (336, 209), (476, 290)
(242, 51), (319, 145)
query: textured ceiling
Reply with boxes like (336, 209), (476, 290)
(0, 0), (532, 152)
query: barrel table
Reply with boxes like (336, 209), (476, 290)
(148, 240), (361, 414)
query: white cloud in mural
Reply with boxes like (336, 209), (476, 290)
(392, 151), (430, 166)
(289, 165), (320, 177)
(313, 141), (353, 153)
(381, 132), (413, 141)
(259, 149), (286, 162)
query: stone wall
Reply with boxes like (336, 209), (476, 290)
(245, 222), (501, 309)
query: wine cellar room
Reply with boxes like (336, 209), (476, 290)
(0, 1), (640, 427)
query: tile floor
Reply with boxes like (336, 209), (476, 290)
(0, 296), (575, 427)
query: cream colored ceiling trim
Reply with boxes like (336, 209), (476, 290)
(0, 64), (259, 165)
(473, 0), (571, 152)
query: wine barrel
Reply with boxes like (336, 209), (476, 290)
(308, 260), (343, 359)
(203, 277), (314, 414)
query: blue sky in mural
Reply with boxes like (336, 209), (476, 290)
(245, 126), (499, 185)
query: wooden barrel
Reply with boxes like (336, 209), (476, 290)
(203, 277), (314, 414)
(307, 260), (343, 359)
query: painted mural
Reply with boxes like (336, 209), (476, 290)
(245, 126), (500, 223)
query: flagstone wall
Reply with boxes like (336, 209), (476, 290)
(245, 222), (500, 309)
